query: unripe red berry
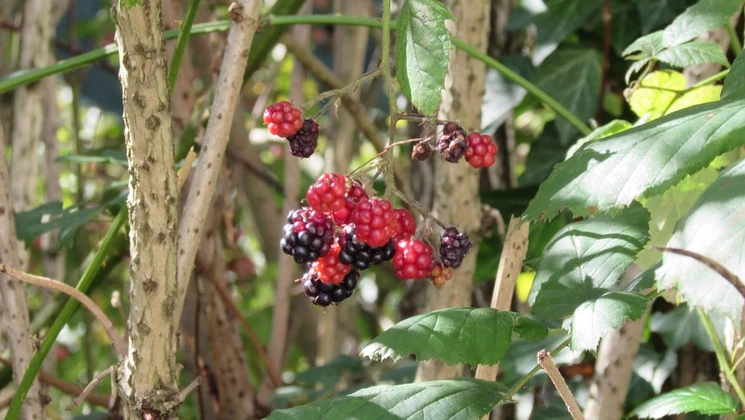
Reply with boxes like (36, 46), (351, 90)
(306, 173), (348, 213)
(392, 239), (435, 280)
(464, 131), (498, 168)
(263, 101), (304, 138)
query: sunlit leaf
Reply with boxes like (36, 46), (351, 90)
(630, 382), (738, 418)
(663, 0), (743, 47)
(567, 291), (648, 351)
(656, 41), (729, 68)
(629, 70), (686, 120)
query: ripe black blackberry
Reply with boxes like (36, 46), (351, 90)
(286, 119), (319, 158)
(338, 226), (396, 270)
(303, 271), (360, 307)
(439, 227), (472, 269)
(280, 207), (334, 264)
(437, 121), (467, 163)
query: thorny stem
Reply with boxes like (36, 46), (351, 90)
(504, 338), (571, 400)
(698, 308), (745, 408)
(538, 350), (584, 420)
(0, 264), (126, 357)
(303, 67), (382, 109)
(390, 186), (448, 230)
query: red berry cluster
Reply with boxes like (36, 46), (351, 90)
(426, 121), (499, 169)
(464, 132), (498, 168)
(282, 173), (473, 307)
(263, 102), (320, 158)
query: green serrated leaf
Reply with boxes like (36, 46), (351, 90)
(360, 308), (548, 366)
(722, 51), (745, 100)
(396, 0), (452, 115)
(657, 157), (745, 325)
(637, 168), (718, 268)
(666, 85), (722, 115)
(624, 263), (659, 292)
(656, 41), (729, 68)
(523, 99), (745, 221)
(568, 292), (648, 351)
(535, 48), (602, 142)
(566, 119), (632, 159)
(631, 382), (737, 418)
(519, 126), (568, 186)
(634, 346), (678, 394)
(511, 0), (602, 46)
(629, 70), (686, 120)
(267, 379), (508, 420)
(610, 1), (641, 56)
(528, 203), (651, 320)
(623, 31), (664, 58)
(663, 0), (743, 48)
(15, 202), (101, 249)
(626, 58), (651, 85)
(649, 304), (721, 352)
(295, 355), (364, 389)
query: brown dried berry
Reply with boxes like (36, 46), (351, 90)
(437, 121), (467, 163)
(411, 140), (433, 161)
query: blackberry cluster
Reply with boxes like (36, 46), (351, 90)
(338, 226), (395, 270)
(437, 122), (467, 163)
(286, 119), (319, 158)
(439, 227), (472, 268)
(280, 208), (334, 264)
(303, 271), (359, 307)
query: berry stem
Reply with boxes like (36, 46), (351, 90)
(303, 67), (382, 110)
(397, 112), (450, 126)
(390, 186), (448, 230)
(347, 136), (432, 178)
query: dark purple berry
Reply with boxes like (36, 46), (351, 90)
(437, 122), (467, 163)
(304, 270), (360, 307)
(286, 119), (319, 158)
(338, 225), (395, 270)
(439, 227), (472, 269)
(280, 207), (334, 264)
(315, 293), (332, 307)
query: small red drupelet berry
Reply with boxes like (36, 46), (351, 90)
(430, 264), (453, 287)
(307, 173), (348, 214)
(311, 242), (352, 285)
(464, 131), (498, 168)
(332, 181), (368, 225)
(263, 101), (304, 138)
(350, 198), (399, 247)
(393, 208), (416, 240)
(392, 239), (435, 280)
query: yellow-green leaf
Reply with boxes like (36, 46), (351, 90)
(665, 85), (722, 115)
(629, 70), (686, 120)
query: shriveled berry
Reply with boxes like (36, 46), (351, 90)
(464, 131), (498, 168)
(286, 119), (319, 158)
(350, 198), (399, 247)
(439, 227), (472, 269)
(307, 173), (347, 213)
(338, 225), (396, 270)
(332, 180), (368, 224)
(393, 208), (416, 240)
(280, 207), (334, 264)
(437, 122), (467, 163)
(312, 242), (352, 285)
(392, 239), (435, 280)
(430, 264), (453, 287)
(411, 140), (433, 161)
(263, 101), (304, 137)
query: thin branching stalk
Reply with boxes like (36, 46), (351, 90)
(699, 308), (745, 407)
(538, 350), (584, 420)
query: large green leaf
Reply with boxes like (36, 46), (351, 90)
(649, 304), (722, 352)
(629, 70), (686, 120)
(528, 203), (651, 319)
(656, 41), (729, 68)
(663, 0), (743, 48)
(511, 0), (602, 46)
(267, 379), (507, 420)
(633, 0), (687, 35)
(722, 51), (745, 100)
(666, 85), (722, 115)
(535, 48), (602, 142)
(566, 119), (632, 158)
(396, 0), (452, 115)
(519, 126), (568, 186)
(360, 308), (548, 366)
(623, 31), (665, 59)
(523, 99), (745, 221)
(567, 291), (649, 351)
(657, 157), (745, 324)
(610, 1), (641, 56)
(630, 382), (738, 418)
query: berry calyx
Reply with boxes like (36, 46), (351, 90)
(392, 239), (435, 280)
(311, 242), (352, 285)
(437, 122), (467, 163)
(286, 119), (319, 158)
(439, 227), (472, 269)
(393, 208), (416, 240)
(280, 208), (334, 264)
(307, 173), (348, 214)
(350, 197), (399, 248)
(338, 225), (396, 270)
(332, 180), (368, 225)
(430, 264), (453, 287)
(263, 101), (304, 137)
(464, 131), (498, 168)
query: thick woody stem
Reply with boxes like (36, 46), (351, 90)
(176, 0), (262, 311)
(113, 0), (180, 416)
(538, 349), (585, 420)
